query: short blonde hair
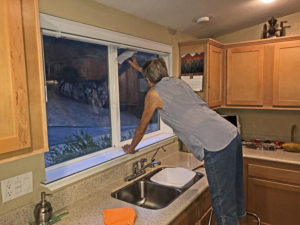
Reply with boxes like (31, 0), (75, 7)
(142, 58), (169, 84)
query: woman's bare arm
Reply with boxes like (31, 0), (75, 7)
(123, 88), (163, 154)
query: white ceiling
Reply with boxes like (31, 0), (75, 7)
(94, 0), (300, 38)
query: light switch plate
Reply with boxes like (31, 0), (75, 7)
(1, 172), (33, 203)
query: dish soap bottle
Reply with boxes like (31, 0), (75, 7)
(34, 192), (53, 225)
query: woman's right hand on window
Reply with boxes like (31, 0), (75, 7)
(128, 58), (142, 72)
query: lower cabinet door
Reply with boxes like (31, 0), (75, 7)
(198, 207), (217, 225)
(248, 177), (300, 225)
(170, 188), (214, 225)
(170, 201), (199, 225)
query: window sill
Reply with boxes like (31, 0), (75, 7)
(41, 133), (175, 191)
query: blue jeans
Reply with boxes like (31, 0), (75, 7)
(204, 133), (246, 225)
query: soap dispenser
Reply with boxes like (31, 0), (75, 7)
(34, 192), (53, 225)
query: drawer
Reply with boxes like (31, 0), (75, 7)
(248, 164), (300, 186)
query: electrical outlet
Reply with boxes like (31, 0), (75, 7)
(1, 172), (33, 203)
(1, 179), (13, 202)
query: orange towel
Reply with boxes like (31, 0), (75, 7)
(102, 207), (136, 225)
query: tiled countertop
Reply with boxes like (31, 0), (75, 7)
(53, 152), (207, 225)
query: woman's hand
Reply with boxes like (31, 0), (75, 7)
(123, 144), (137, 154)
(128, 58), (142, 72)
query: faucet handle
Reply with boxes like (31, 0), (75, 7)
(133, 161), (139, 173)
(140, 158), (147, 168)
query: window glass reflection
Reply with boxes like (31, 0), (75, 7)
(118, 49), (160, 141)
(43, 35), (111, 167)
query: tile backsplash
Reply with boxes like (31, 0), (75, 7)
(218, 108), (300, 143)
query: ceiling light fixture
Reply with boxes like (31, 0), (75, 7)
(194, 16), (210, 24)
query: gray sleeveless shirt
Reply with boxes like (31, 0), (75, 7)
(154, 77), (237, 161)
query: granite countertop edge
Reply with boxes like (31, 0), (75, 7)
(243, 146), (300, 166)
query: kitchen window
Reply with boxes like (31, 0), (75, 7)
(118, 49), (160, 141)
(40, 14), (173, 186)
(43, 35), (111, 168)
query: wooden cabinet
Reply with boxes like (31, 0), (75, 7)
(273, 40), (300, 107)
(225, 37), (300, 108)
(208, 45), (224, 108)
(0, 0), (31, 154)
(226, 45), (264, 106)
(198, 207), (214, 225)
(0, 0), (47, 161)
(180, 36), (300, 109)
(179, 39), (224, 108)
(170, 188), (216, 225)
(170, 200), (199, 225)
(244, 158), (300, 225)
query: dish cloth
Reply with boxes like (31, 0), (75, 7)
(102, 207), (136, 225)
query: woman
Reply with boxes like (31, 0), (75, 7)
(123, 58), (246, 225)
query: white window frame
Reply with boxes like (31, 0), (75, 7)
(40, 14), (174, 189)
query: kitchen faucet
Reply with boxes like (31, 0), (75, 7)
(125, 147), (166, 182)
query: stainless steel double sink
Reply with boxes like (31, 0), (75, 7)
(111, 167), (204, 210)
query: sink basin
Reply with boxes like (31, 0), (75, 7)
(111, 167), (204, 209)
(112, 180), (181, 209)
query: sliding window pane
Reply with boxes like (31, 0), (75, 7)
(43, 35), (111, 167)
(118, 49), (160, 141)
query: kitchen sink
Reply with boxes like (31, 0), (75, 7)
(112, 180), (181, 209)
(111, 167), (204, 209)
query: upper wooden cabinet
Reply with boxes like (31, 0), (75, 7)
(208, 45), (224, 108)
(0, 0), (31, 154)
(226, 45), (264, 106)
(273, 40), (300, 107)
(179, 39), (224, 108)
(0, 0), (47, 161)
(224, 36), (300, 109)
